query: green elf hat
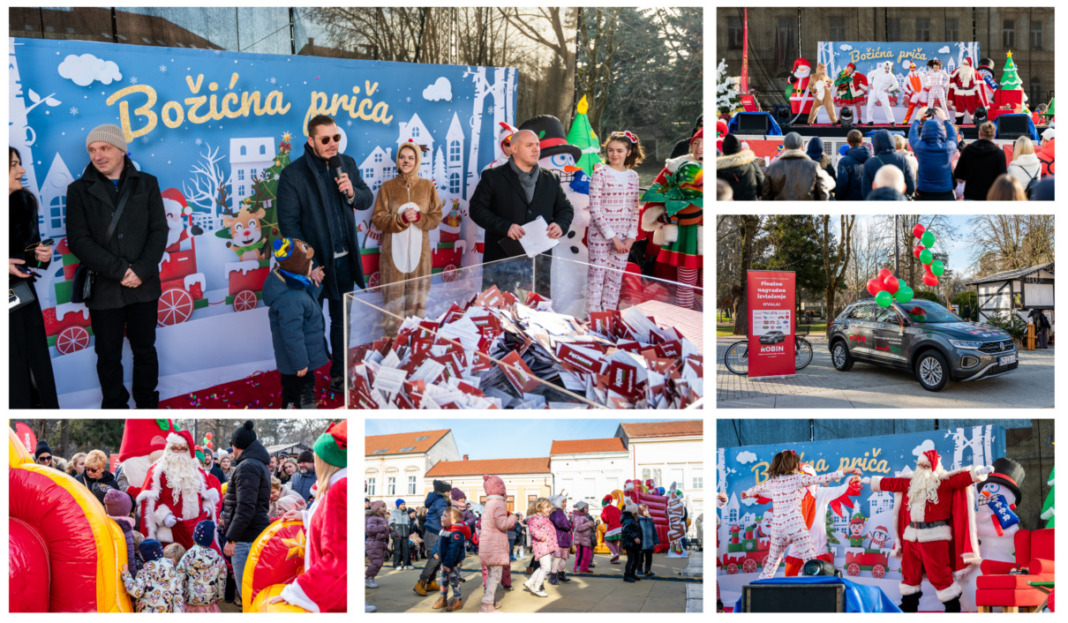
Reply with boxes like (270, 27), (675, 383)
(313, 420), (347, 468)
(194, 446), (205, 463)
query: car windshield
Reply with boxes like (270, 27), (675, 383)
(893, 299), (962, 323)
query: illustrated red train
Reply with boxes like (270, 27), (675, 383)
(157, 218), (207, 326)
(844, 547), (890, 578)
(43, 238), (94, 355)
(225, 260), (270, 312)
(721, 540), (771, 574)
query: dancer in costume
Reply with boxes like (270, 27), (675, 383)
(600, 495), (623, 563)
(902, 61), (928, 124)
(835, 62), (868, 124)
(950, 57), (982, 123)
(976, 58), (999, 110)
(866, 61), (900, 125)
(807, 63), (838, 125)
(925, 59), (951, 119)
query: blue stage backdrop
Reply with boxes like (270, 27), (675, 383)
(717, 425), (1005, 612)
(9, 36), (517, 406)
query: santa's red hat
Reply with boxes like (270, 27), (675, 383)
(167, 430), (196, 459)
(793, 58), (811, 71)
(160, 188), (188, 214)
(846, 62), (857, 71)
(118, 419), (179, 462)
(921, 449), (942, 470)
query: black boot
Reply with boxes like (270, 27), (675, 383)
(558, 570), (571, 583)
(899, 592), (921, 613)
(943, 597), (961, 613)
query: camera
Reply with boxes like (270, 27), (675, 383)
(924, 108), (936, 119)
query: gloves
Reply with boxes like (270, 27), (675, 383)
(976, 465), (995, 476)
(164, 514), (178, 528)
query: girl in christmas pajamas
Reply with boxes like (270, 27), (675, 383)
(587, 131), (643, 314)
(523, 498), (558, 597)
(741, 450), (860, 580)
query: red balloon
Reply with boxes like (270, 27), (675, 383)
(878, 268), (893, 280)
(205, 432), (213, 440)
(913, 244), (925, 258)
(913, 223), (926, 239)
(867, 278), (885, 295)
(883, 275), (900, 294)
(923, 273), (939, 286)
(924, 263), (934, 274)
(206, 440), (213, 449)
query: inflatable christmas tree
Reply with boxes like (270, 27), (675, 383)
(993, 51), (1025, 116)
(717, 58), (742, 116)
(1040, 466), (1054, 528)
(565, 95), (603, 176)
(1000, 52), (1023, 90)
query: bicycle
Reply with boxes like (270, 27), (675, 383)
(723, 336), (813, 375)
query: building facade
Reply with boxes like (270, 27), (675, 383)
(549, 438), (629, 510)
(364, 429), (459, 506)
(617, 420), (705, 538)
(425, 457), (552, 514)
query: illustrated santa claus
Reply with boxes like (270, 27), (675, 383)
(161, 188), (199, 254)
(870, 448), (992, 612)
(950, 58), (982, 123)
(136, 429), (222, 551)
(769, 463), (862, 576)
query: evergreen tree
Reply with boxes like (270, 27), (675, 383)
(1040, 466), (1054, 528)
(1000, 51), (1023, 91)
(717, 58), (742, 116)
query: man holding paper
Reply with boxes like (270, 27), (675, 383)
(470, 129), (574, 293)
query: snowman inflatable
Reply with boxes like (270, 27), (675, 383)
(976, 457), (1025, 564)
(518, 115), (591, 318)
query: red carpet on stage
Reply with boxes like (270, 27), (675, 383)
(159, 364), (343, 409)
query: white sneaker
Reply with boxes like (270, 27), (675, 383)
(365, 578), (379, 589)
(365, 604), (377, 612)
(406, 565), (415, 570)
(532, 588), (548, 598)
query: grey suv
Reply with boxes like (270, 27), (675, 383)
(827, 298), (1018, 391)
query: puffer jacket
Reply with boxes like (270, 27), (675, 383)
(423, 490), (448, 533)
(954, 139), (1008, 200)
(1007, 153), (1043, 189)
(221, 440), (271, 543)
(176, 544), (227, 606)
(365, 513), (389, 568)
(862, 130), (916, 198)
(716, 149), (764, 200)
(526, 514), (558, 560)
(909, 119), (958, 193)
(262, 268), (328, 375)
(438, 523), (471, 568)
(549, 507), (573, 549)
(389, 507), (412, 538)
(762, 150), (830, 200)
(478, 496), (516, 567)
(639, 515), (660, 551)
(571, 509), (593, 546)
(620, 511), (642, 549)
(836, 144), (871, 200)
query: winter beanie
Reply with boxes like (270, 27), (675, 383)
(86, 123), (128, 153)
(721, 134), (741, 156)
(34, 440), (52, 460)
(298, 450), (314, 464)
(451, 487), (467, 503)
(230, 420), (257, 450)
(104, 488), (133, 517)
(433, 479), (452, 494)
(193, 520), (215, 548)
(195, 447), (205, 464)
(140, 539), (164, 563)
(272, 237), (315, 277)
(601, 495), (612, 507)
(313, 420), (347, 468)
(783, 132), (804, 151)
(396, 499), (406, 508)
(806, 136), (826, 161)
(575, 501), (589, 512)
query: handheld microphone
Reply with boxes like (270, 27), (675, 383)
(328, 155), (345, 190)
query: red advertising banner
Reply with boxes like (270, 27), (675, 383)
(747, 270), (796, 378)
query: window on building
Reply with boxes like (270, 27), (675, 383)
(449, 172), (460, 194)
(886, 18), (900, 42)
(641, 468), (650, 481)
(727, 16), (743, 49)
(1031, 20), (1042, 50)
(371, 449), (387, 455)
(945, 19), (960, 43)
(259, 144), (267, 155)
(692, 476), (703, 489)
(915, 18), (931, 42)
(387, 477), (396, 495)
(449, 140), (461, 163)
(412, 127), (420, 137)
(240, 145), (247, 156)
(408, 476), (416, 494)
(363, 168), (374, 180)
(1003, 19), (1016, 49)
(1030, 77), (1043, 109)
(49, 196), (66, 231)
(374, 151), (383, 163)
(237, 185), (245, 197)
(399, 446), (415, 452)
(829, 17), (846, 41)
(367, 477), (376, 495)
(415, 435), (429, 441)
(237, 169), (245, 181)
(652, 468), (662, 483)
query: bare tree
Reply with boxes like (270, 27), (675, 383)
(183, 144), (229, 215)
(497, 7), (578, 122)
(575, 7), (623, 130)
(819, 215), (855, 320)
(968, 215), (1055, 273)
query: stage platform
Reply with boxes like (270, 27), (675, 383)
(749, 123), (1050, 141)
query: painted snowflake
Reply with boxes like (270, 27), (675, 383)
(69, 106), (79, 116)
(159, 65), (167, 73)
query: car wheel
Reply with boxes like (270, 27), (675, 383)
(915, 350), (949, 392)
(831, 340), (854, 371)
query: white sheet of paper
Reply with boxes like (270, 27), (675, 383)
(411, 358), (446, 384)
(372, 366), (407, 397)
(622, 307), (659, 343)
(437, 316), (482, 350)
(518, 216), (560, 257)
(379, 349), (401, 369)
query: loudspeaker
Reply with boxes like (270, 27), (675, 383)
(742, 583), (846, 612)
(997, 114), (1031, 140)
(737, 112), (770, 134)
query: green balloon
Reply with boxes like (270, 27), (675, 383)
(931, 260), (945, 277)
(875, 290), (893, 307)
(919, 249), (934, 265)
(897, 278), (907, 289)
(895, 285), (914, 303)
(921, 231), (935, 247)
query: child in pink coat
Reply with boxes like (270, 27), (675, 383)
(571, 501), (594, 573)
(477, 474), (516, 612)
(522, 498), (557, 598)
(365, 501), (389, 588)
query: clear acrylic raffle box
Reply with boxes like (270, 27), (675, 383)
(345, 254), (703, 409)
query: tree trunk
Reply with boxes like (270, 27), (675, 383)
(732, 216), (760, 335)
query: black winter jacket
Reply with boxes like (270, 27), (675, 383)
(862, 131), (916, 198)
(716, 149), (765, 200)
(65, 157), (168, 310)
(620, 511), (642, 549)
(222, 440), (272, 543)
(954, 139), (1008, 201)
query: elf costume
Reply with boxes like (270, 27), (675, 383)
(279, 421), (348, 612)
(870, 450), (988, 613)
(600, 496), (623, 563)
(835, 63), (869, 124)
(639, 129), (703, 309)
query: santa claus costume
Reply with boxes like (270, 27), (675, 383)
(950, 58), (982, 123)
(835, 63), (868, 124)
(924, 59), (952, 119)
(870, 449), (991, 612)
(117, 418), (181, 500)
(601, 496), (623, 563)
(743, 464), (847, 580)
(866, 61), (900, 125)
(788, 58), (815, 121)
(278, 421), (348, 612)
(136, 430), (221, 551)
(902, 61), (929, 124)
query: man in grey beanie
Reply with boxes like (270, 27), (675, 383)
(761, 132), (835, 200)
(65, 123), (167, 408)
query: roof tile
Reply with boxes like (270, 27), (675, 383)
(619, 420), (703, 439)
(426, 457), (551, 476)
(365, 429), (450, 456)
(549, 438), (627, 455)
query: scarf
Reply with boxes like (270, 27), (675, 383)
(509, 157), (539, 203)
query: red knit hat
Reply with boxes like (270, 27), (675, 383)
(690, 128), (704, 144)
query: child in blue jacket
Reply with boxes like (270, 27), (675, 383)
(264, 237), (329, 408)
(432, 507), (471, 611)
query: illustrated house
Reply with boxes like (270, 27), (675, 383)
(38, 154), (75, 239)
(229, 137), (275, 210)
(445, 113), (465, 198)
(396, 113), (434, 179)
(358, 146), (395, 193)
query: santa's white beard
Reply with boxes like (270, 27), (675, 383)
(166, 220), (182, 247)
(159, 449), (203, 520)
(907, 464), (946, 522)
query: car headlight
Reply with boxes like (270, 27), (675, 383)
(949, 339), (983, 349)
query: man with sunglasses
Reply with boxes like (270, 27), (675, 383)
(278, 114), (373, 392)
(34, 440), (56, 468)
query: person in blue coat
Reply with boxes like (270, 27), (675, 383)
(836, 130), (872, 200)
(263, 237), (329, 409)
(908, 106), (959, 200)
(414, 479), (453, 595)
(862, 130), (916, 198)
